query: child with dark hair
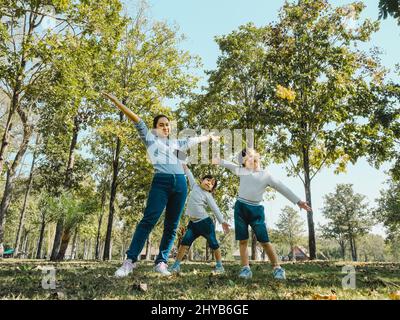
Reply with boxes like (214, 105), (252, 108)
(213, 148), (311, 280)
(169, 164), (230, 274)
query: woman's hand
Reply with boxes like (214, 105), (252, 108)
(101, 92), (141, 123)
(102, 92), (120, 105)
(297, 200), (312, 212)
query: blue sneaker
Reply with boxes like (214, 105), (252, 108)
(238, 266), (252, 279)
(213, 265), (225, 274)
(169, 261), (181, 274)
(273, 267), (286, 280)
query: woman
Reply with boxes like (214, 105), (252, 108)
(102, 93), (218, 277)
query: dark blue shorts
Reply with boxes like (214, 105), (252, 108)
(180, 217), (220, 249)
(234, 200), (269, 243)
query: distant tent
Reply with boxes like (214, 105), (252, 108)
(288, 246), (309, 261)
(3, 248), (14, 258)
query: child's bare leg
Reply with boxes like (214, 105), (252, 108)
(176, 245), (189, 262)
(214, 248), (222, 262)
(261, 242), (280, 268)
(239, 240), (249, 266)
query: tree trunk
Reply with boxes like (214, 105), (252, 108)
(56, 229), (72, 260)
(83, 240), (88, 260)
(36, 217), (46, 259)
(103, 111), (123, 260)
(351, 237), (358, 262)
(251, 231), (257, 260)
(302, 147), (316, 260)
(0, 112), (14, 175)
(291, 245), (296, 262)
(50, 220), (64, 261)
(50, 115), (80, 261)
(0, 112), (33, 245)
(108, 238), (113, 260)
(71, 231), (78, 260)
(339, 240), (346, 260)
(88, 239), (93, 260)
(95, 186), (107, 260)
(15, 134), (40, 256)
(22, 232), (29, 256)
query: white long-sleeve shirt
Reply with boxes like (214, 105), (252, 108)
(183, 167), (226, 224)
(219, 159), (301, 206)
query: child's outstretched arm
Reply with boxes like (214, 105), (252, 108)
(205, 193), (230, 233)
(182, 164), (197, 189)
(266, 173), (312, 212)
(212, 157), (241, 175)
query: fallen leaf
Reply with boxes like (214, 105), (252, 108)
(132, 282), (148, 292)
(389, 291), (400, 300)
(312, 293), (337, 300)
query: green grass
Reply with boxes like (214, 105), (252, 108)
(0, 259), (399, 300)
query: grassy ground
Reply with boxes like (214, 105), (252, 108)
(0, 259), (399, 300)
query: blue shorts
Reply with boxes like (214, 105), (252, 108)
(234, 200), (269, 243)
(180, 217), (220, 249)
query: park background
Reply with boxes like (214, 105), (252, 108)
(0, 0), (399, 299)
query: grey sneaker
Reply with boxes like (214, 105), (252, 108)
(115, 259), (137, 278)
(214, 265), (225, 274)
(238, 266), (252, 279)
(169, 262), (181, 274)
(154, 262), (171, 276)
(273, 267), (286, 280)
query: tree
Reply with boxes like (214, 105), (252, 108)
(276, 206), (305, 261)
(379, 0), (400, 24)
(0, 0), (125, 255)
(375, 179), (400, 241)
(182, 0), (387, 259)
(320, 184), (373, 261)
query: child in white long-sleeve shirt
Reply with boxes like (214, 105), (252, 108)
(169, 164), (230, 274)
(213, 148), (311, 280)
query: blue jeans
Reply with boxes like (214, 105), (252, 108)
(126, 173), (188, 264)
(180, 217), (220, 249)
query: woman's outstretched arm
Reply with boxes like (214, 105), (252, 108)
(102, 93), (141, 123)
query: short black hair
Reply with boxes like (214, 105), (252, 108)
(202, 175), (217, 192)
(238, 148), (248, 167)
(153, 114), (170, 128)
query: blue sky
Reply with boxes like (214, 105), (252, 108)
(123, 0), (400, 237)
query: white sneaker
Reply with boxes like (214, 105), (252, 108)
(115, 259), (137, 278)
(154, 262), (171, 276)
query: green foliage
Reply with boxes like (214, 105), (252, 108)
(276, 206), (305, 251)
(375, 178), (400, 241)
(320, 184), (373, 258)
(379, 0), (400, 24)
